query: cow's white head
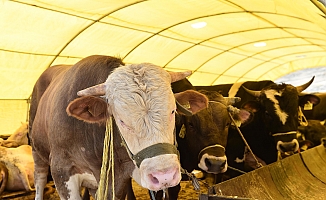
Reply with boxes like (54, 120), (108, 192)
(66, 63), (208, 191)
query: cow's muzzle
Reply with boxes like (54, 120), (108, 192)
(274, 131), (299, 153)
(197, 145), (227, 174)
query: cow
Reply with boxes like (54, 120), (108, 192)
(0, 122), (29, 148)
(298, 120), (326, 150)
(0, 145), (35, 194)
(299, 92), (325, 120)
(171, 79), (252, 176)
(28, 55), (209, 200)
(195, 78), (316, 179)
(124, 79), (253, 200)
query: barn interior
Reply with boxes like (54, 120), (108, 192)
(1, 0), (326, 199)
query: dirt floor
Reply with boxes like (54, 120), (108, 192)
(1, 179), (209, 200)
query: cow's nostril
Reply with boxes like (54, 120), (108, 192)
(205, 158), (211, 168)
(220, 160), (226, 169)
(292, 143), (297, 149)
(149, 174), (159, 184)
(279, 145), (286, 152)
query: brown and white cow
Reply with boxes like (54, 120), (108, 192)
(29, 55), (208, 200)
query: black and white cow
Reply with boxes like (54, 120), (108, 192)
(195, 78), (316, 178)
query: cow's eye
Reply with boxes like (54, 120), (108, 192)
(265, 111), (272, 119)
(171, 110), (176, 114)
(119, 120), (130, 130)
(188, 122), (194, 129)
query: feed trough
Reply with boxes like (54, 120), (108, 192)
(200, 145), (326, 200)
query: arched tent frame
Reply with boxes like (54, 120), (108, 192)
(1, 0), (326, 135)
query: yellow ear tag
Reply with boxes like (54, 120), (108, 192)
(179, 124), (186, 138)
(232, 120), (241, 127)
(304, 101), (313, 110)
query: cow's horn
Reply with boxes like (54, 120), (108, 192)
(77, 83), (106, 96)
(223, 97), (241, 105)
(242, 86), (261, 97)
(168, 71), (192, 83)
(296, 76), (315, 93)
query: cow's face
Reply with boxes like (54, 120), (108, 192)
(250, 84), (300, 153)
(177, 91), (252, 174)
(261, 84), (300, 153)
(67, 63), (208, 191)
(242, 78), (314, 154)
(183, 98), (229, 174)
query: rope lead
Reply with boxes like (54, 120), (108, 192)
(228, 112), (264, 168)
(97, 117), (114, 200)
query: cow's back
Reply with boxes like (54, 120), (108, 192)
(29, 65), (70, 134)
(29, 55), (124, 174)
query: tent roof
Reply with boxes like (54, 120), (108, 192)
(1, 0), (326, 134)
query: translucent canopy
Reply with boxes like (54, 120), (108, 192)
(1, 0), (326, 134)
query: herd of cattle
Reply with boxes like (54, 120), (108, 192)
(0, 55), (326, 200)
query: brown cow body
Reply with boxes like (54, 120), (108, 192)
(29, 55), (208, 199)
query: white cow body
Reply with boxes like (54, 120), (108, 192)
(0, 145), (34, 192)
(0, 122), (29, 148)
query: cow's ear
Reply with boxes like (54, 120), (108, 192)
(227, 106), (253, 127)
(299, 94), (320, 108)
(174, 90), (208, 115)
(237, 109), (253, 124)
(66, 96), (110, 123)
(241, 100), (260, 113)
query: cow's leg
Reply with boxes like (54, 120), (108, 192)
(105, 170), (134, 199)
(110, 160), (135, 199)
(51, 162), (98, 200)
(120, 178), (136, 200)
(50, 164), (81, 200)
(88, 188), (97, 199)
(168, 184), (181, 200)
(32, 151), (49, 200)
